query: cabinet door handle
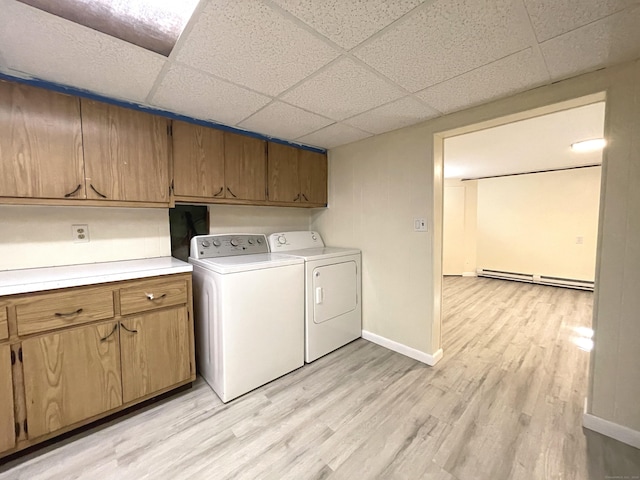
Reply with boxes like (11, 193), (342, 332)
(100, 324), (118, 342)
(90, 184), (107, 198)
(64, 184), (82, 198)
(302, 193), (309, 202)
(55, 308), (83, 317)
(293, 193), (300, 202)
(226, 187), (237, 198)
(146, 293), (167, 301)
(120, 323), (138, 334)
(213, 187), (224, 197)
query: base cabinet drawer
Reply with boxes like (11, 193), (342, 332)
(120, 278), (187, 315)
(22, 321), (123, 439)
(16, 287), (114, 336)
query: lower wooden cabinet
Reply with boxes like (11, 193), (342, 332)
(0, 344), (15, 453)
(22, 321), (123, 438)
(0, 273), (195, 459)
(120, 307), (191, 403)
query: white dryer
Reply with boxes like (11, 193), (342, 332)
(189, 234), (304, 403)
(268, 231), (361, 363)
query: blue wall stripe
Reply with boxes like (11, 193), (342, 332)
(0, 71), (327, 154)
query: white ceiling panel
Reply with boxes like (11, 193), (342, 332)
(354, 0), (532, 92)
(0, 0), (165, 102)
(150, 64), (271, 125)
(444, 102), (606, 179)
(281, 57), (405, 121)
(270, 0), (425, 50)
(174, 0), (340, 96)
(523, 0), (636, 42)
(297, 123), (372, 149)
(416, 48), (550, 115)
(540, 6), (640, 81)
(345, 96), (439, 134)
(238, 101), (334, 140)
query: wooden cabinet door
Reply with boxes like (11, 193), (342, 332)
(224, 132), (266, 201)
(0, 344), (15, 453)
(299, 150), (328, 205)
(22, 322), (122, 439)
(120, 307), (191, 404)
(267, 142), (300, 203)
(81, 100), (170, 203)
(0, 81), (84, 199)
(172, 121), (225, 199)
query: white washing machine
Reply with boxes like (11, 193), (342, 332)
(268, 231), (361, 363)
(189, 234), (304, 403)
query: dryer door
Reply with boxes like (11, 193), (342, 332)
(312, 261), (357, 324)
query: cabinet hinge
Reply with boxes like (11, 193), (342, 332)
(10, 349), (15, 365)
(167, 123), (173, 136)
(18, 347), (23, 363)
(14, 422), (20, 438)
(23, 420), (28, 435)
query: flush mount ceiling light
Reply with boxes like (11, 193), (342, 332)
(570, 138), (607, 153)
(18, 0), (199, 56)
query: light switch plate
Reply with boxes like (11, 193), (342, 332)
(414, 218), (427, 232)
(72, 224), (89, 243)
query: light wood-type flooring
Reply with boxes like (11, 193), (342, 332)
(1, 277), (639, 479)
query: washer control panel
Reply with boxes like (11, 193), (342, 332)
(268, 231), (324, 251)
(190, 234), (268, 259)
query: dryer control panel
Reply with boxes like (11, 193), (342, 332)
(190, 234), (268, 259)
(268, 231), (325, 251)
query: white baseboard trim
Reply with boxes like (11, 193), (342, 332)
(362, 330), (443, 366)
(462, 272), (477, 277)
(583, 411), (640, 449)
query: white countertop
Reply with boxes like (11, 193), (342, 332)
(0, 257), (192, 296)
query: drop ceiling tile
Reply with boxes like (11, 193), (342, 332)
(344, 96), (439, 134)
(238, 101), (333, 140)
(0, 0), (165, 102)
(175, 0), (340, 96)
(354, 0), (531, 92)
(297, 123), (372, 149)
(270, 0), (425, 50)
(281, 57), (405, 121)
(151, 64), (271, 126)
(415, 48), (550, 114)
(523, 0), (636, 42)
(540, 6), (640, 81)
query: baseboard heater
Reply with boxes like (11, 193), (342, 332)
(476, 269), (594, 291)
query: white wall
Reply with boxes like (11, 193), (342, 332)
(443, 179), (477, 275)
(207, 205), (312, 235)
(0, 205), (170, 271)
(314, 59), (640, 437)
(476, 167), (601, 281)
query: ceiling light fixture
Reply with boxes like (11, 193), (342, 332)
(570, 138), (606, 153)
(18, 0), (199, 57)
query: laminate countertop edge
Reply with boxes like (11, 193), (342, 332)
(0, 257), (193, 296)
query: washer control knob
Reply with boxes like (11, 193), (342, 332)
(256, 237), (263, 244)
(247, 238), (254, 245)
(230, 238), (239, 247)
(201, 240), (210, 248)
(212, 239), (221, 247)
(278, 235), (287, 245)
(311, 234), (317, 241)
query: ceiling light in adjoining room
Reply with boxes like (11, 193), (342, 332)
(571, 138), (607, 153)
(17, 0), (199, 57)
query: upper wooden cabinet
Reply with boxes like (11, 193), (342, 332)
(172, 120), (225, 199)
(82, 100), (170, 203)
(224, 132), (267, 201)
(0, 80), (84, 200)
(268, 142), (327, 206)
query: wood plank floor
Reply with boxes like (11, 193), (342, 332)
(1, 277), (639, 479)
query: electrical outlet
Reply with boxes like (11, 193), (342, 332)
(72, 224), (89, 243)
(414, 218), (427, 232)
(576, 236), (584, 245)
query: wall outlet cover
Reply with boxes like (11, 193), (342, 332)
(72, 224), (90, 243)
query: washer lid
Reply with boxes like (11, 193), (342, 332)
(189, 253), (303, 274)
(274, 247), (360, 261)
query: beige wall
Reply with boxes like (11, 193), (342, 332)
(476, 167), (601, 281)
(0, 205), (170, 271)
(208, 205), (312, 235)
(315, 59), (640, 434)
(443, 179), (477, 275)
